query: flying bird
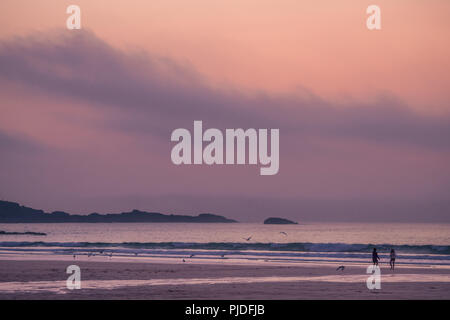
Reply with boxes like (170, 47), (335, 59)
(336, 266), (345, 271)
(189, 254), (195, 258)
(243, 236), (252, 241)
(280, 232), (288, 236)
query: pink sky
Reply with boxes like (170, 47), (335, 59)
(1, 0), (450, 111)
(0, 1), (449, 221)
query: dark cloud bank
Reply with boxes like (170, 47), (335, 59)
(0, 30), (449, 222)
(1, 30), (450, 149)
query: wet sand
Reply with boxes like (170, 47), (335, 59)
(0, 258), (449, 299)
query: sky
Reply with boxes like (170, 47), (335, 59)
(0, 1), (449, 222)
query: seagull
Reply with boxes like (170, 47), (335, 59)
(243, 236), (252, 241)
(189, 254), (195, 258)
(280, 232), (288, 236)
(336, 266), (345, 271)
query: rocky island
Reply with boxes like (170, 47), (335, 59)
(0, 230), (47, 236)
(0, 200), (237, 223)
(263, 217), (298, 225)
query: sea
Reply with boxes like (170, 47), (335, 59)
(0, 222), (449, 267)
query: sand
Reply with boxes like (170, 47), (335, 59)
(0, 256), (449, 299)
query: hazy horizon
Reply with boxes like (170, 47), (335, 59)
(2, 196), (450, 223)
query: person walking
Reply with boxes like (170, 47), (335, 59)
(390, 248), (396, 270)
(372, 248), (380, 266)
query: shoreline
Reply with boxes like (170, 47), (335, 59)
(0, 258), (449, 299)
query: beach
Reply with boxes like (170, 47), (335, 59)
(1, 0), (450, 306)
(0, 222), (449, 299)
(1, 256), (449, 300)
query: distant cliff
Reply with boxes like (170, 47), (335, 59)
(0, 200), (237, 223)
(264, 217), (298, 225)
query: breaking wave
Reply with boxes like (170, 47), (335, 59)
(0, 241), (449, 255)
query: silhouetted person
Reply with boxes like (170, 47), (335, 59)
(372, 248), (380, 266)
(390, 248), (396, 270)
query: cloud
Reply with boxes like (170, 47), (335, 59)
(1, 30), (450, 222)
(0, 130), (46, 154)
(1, 30), (450, 151)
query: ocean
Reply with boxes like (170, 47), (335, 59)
(1, 222), (449, 266)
